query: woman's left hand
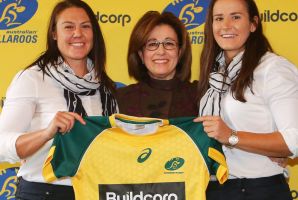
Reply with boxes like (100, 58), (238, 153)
(194, 116), (231, 145)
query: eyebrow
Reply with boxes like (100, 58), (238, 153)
(61, 21), (91, 25)
(213, 12), (243, 16)
(147, 37), (176, 41)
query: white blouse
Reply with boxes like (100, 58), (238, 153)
(0, 65), (103, 185)
(222, 52), (298, 178)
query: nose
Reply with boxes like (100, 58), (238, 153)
(222, 18), (232, 29)
(155, 43), (166, 54)
(73, 27), (82, 37)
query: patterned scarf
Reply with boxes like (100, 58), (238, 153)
(45, 58), (118, 116)
(199, 51), (243, 116)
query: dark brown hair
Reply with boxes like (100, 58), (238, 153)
(198, 0), (272, 102)
(127, 11), (192, 82)
(26, 0), (115, 91)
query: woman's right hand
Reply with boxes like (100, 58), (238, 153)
(44, 111), (86, 140)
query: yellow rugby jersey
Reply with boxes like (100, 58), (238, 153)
(43, 114), (228, 200)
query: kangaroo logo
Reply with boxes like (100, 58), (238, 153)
(165, 157), (185, 171)
(163, 0), (210, 30)
(0, 0), (38, 30)
(0, 167), (19, 199)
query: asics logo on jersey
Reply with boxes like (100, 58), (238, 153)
(165, 157), (185, 171)
(106, 191), (178, 200)
(137, 148), (152, 163)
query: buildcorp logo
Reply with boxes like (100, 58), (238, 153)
(260, 10), (298, 22)
(95, 11), (131, 27)
(0, 0), (38, 30)
(163, 0), (210, 44)
(99, 182), (185, 200)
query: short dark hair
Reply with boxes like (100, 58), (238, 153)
(198, 0), (272, 102)
(127, 11), (192, 82)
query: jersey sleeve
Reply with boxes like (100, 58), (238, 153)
(169, 117), (228, 184)
(43, 116), (111, 182)
(208, 142), (228, 184)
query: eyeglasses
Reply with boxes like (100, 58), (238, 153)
(144, 39), (179, 51)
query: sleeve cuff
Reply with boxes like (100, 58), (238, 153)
(0, 132), (21, 163)
(279, 128), (298, 158)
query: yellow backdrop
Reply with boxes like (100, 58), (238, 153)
(0, 0), (297, 199)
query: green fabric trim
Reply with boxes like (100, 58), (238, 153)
(169, 117), (224, 175)
(50, 116), (111, 178)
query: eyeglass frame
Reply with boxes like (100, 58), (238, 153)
(143, 39), (179, 51)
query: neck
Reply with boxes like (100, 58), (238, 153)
(147, 76), (179, 90)
(224, 53), (233, 66)
(67, 59), (88, 77)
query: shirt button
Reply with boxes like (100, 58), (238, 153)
(241, 188), (245, 192)
(46, 191), (50, 195)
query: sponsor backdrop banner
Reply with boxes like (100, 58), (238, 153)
(0, 0), (297, 199)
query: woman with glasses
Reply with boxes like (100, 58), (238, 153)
(116, 11), (198, 118)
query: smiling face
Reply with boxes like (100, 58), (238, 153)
(138, 24), (181, 80)
(53, 7), (93, 66)
(212, 0), (257, 62)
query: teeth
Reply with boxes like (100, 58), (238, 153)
(71, 43), (84, 46)
(154, 59), (167, 64)
(221, 34), (235, 38)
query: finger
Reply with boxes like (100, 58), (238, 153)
(205, 130), (216, 138)
(56, 114), (74, 132)
(194, 116), (211, 122)
(58, 112), (85, 130)
(56, 122), (68, 133)
(193, 117), (202, 122)
(67, 112), (86, 125)
(203, 126), (215, 134)
(195, 116), (218, 122)
(202, 120), (216, 127)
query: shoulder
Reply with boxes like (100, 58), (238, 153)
(12, 65), (44, 83)
(116, 82), (142, 96)
(255, 52), (298, 98)
(257, 52), (297, 74)
(177, 80), (198, 92)
(6, 65), (45, 98)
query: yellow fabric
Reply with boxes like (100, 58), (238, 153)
(208, 147), (228, 184)
(42, 146), (57, 182)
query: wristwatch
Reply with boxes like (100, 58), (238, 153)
(228, 129), (239, 147)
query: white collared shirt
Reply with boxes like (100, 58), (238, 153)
(222, 52), (298, 178)
(0, 65), (103, 185)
